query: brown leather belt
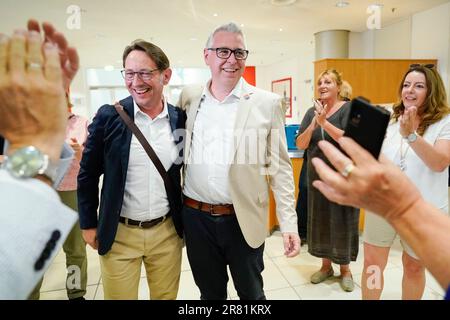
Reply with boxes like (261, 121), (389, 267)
(119, 214), (168, 229)
(184, 197), (235, 216)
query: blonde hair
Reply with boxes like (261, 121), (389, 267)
(339, 80), (352, 101)
(317, 69), (343, 87)
(392, 65), (450, 136)
(317, 69), (345, 99)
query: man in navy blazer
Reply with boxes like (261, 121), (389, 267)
(78, 40), (185, 300)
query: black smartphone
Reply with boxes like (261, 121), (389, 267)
(343, 97), (391, 159)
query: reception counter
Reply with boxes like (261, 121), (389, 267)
(267, 149), (365, 234)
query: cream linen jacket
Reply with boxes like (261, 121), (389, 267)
(179, 79), (298, 248)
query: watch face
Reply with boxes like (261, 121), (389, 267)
(5, 146), (48, 178)
(408, 133), (418, 143)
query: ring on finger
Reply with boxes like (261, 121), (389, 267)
(341, 163), (355, 178)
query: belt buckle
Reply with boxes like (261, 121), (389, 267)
(139, 216), (165, 228)
(139, 220), (154, 229)
(209, 204), (222, 216)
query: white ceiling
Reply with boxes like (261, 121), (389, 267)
(1, 0), (448, 69)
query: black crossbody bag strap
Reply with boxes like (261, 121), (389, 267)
(114, 103), (175, 197)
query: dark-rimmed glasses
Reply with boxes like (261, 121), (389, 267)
(121, 68), (159, 81)
(409, 63), (435, 69)
(207, 47), (249, 60)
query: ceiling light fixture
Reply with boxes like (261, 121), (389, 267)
(336, 1), (349, 8)
(104, 65), (114, 71)
(270, 0), (297, 6)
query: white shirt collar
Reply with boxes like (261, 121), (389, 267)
(202, 77), (243, 102)
(133, 97), (169, 120)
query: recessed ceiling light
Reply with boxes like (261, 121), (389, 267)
(104, 65), (114, 71)
(241, 24), (245, 27)
(270, 0), (297, 6)
(213, 13), (218, 17)
(336, 1), (349, 8)
(190, 37), (198, 41)
(279, 28), (283, 32)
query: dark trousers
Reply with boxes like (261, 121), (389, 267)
(182, 205), (265, 300)
(296, 151), (308, 239)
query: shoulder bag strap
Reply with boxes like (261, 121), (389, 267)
(114, 102), (175, 196)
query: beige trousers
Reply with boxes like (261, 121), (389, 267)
(100, 217), (182, 300)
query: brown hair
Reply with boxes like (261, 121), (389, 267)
(392, 65), (450, 136)
(122, 39), (170, 70)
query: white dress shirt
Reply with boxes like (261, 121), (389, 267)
(183, 78), (242, 204)
(120, 99), (177, 221)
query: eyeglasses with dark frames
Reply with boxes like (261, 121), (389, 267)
(409, 63), (435, 69)
(121, 68), (159, 81)
(207, 47), (249, 60)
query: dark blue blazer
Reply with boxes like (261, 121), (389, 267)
(77, 96), (185, 255)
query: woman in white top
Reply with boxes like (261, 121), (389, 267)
(362, 64), (450, 300)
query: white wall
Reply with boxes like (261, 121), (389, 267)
(374, 18), (411, 59)
(256, 57), (298, 125)
(350, 18), (411, 59)
(256, 49), (315, 125)
(411, 2), (450, 99)
(69, 67), (90, 119)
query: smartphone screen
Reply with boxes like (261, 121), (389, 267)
(343, 97), (391, 159)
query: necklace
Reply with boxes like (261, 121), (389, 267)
(399, 138), (410, 171)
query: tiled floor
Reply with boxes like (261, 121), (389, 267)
(38, 231), (445, 300)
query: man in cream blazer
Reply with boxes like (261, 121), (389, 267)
(179, 22), (300, 300)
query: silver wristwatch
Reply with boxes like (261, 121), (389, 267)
(406, 132), (418, 144)
(1, 146), (58, 182)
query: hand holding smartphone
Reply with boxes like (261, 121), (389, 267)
(343, 97), (391, 159)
